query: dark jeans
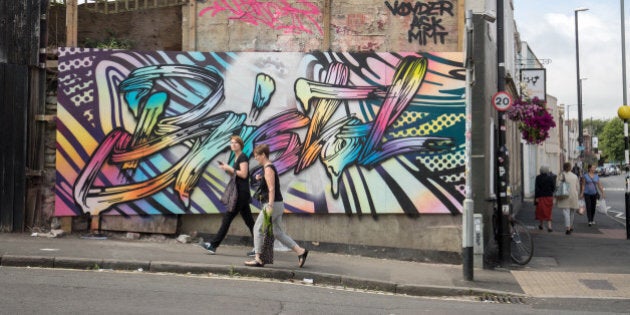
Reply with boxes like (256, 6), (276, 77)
(210, 193), (254, 248)
(584, 193), (598, 222)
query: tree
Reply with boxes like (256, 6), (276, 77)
(584, 118), (607, 137)
(599, 117), (625, 163)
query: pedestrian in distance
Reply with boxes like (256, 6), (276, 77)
(244, 144), (309, 268)
(202, 135), (255, 255)
(534, 165), (555, 232)
(556, 162), (580, 235)
(571, 164), (581, 178)
(580, 164), (605, 226)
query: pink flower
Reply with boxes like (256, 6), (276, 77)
(506, 97), (556, 144)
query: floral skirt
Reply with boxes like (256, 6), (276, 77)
(535, 196), (554, 221)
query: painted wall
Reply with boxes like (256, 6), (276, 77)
(185, 0), (463, 52)
(55, 49), (464, 217)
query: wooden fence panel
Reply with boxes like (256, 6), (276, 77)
(0, 64), (28, 232)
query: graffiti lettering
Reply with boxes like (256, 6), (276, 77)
(199, 0), (323, 35)
(408, 15), (447, 45)
(385, 0), (453, 45)
(56, 50), (466, 217)
(385, 0), (454, 16)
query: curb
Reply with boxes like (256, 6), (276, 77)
(0, 254), (524, 298)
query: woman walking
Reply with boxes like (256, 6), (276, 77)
(245, 144), (309, 268)
(202, 135), (255, 254)
(556, 162), (580, 235)
(534, 166), (555, 232)
(580, 164), (605, 226)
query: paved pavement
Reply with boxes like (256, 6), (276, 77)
(1, 200), (629, 299)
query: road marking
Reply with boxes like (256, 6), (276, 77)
(604, 188), (627, 192)
(512, 271), (630, 299)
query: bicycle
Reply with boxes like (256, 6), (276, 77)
(490, 200), (534, 265)
(508, 218), (533, 265)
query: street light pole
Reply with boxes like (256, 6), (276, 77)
(462, 9), (474, 281)
(575, 7), (588, 169)
(565, 104), (574, 162)
(620, 0), (630, 240)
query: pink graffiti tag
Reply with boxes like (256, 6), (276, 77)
(199, 0), (323, 35)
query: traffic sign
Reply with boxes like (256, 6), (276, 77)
(492, 91), (513, 112)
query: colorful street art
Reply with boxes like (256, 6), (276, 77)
(55, 49), (465, 217)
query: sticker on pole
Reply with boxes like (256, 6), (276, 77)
(492, 91), (513, 112)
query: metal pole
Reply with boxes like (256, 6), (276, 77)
(575, 9), (584, 163)
(567, 105), (571, 162)
(621, 0), (630, 239)
(496, 0), (511, 266)
(463, 10), (474, 281)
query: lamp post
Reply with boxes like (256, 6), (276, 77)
(565, 104), (576, 161)
(575, 7), (589, 169)
(463, 9), (474, 281)
(617, 0), (630, 240)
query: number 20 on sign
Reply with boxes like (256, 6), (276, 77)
(492, 91), (513, 112)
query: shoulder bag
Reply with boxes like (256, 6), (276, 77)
(220, 173), (238, 212)
(554, 173), (570, 199)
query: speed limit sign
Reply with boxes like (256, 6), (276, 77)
(492, 91), (513, 111)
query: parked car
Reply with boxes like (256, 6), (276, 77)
(607, 166), (621, 176)
(596, 166), (607, 176)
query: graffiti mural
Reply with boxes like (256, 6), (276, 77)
(56, 49), (465, 217)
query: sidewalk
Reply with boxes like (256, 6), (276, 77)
(1, 200), (628, 299)
(512, 200), (630, 299)
(0, 232), (521, 298)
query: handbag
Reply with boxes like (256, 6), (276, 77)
(577, 199), (585, 216)
(259, 207), (274, 264)
(220, 173), (238, 212)
(596, 199), (607, 214)
(554, 173), (570, 199)
(252, 171), (269, 203)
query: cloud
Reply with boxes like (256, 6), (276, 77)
(516, 3), (624, 119)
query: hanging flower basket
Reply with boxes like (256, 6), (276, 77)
(506, 97), (556, 145)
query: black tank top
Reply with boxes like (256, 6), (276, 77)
(261, 164), (283, 202)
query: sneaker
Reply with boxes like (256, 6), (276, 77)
(246, 249), (255, 257)
(202, 242), (216, 255)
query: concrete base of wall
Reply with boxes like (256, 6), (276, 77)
(183, 213), (463, 264)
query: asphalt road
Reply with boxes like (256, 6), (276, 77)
(1, 267), (628, 314)
(600, 174), (629, 225)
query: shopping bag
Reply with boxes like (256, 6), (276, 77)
(596, 199), (607, 215)
(577, 199), (585, 216)
(259, 206), (274, 264)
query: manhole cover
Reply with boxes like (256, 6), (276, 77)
(579, 279), (616, 291)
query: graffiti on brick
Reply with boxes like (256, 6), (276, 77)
(385, 0), (454, 45)
(56, 49), (465, 217)
(199, 0), (323, 35)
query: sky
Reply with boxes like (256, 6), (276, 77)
(513, 0), (627, 120)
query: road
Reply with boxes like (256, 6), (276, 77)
(600, 174), (629, 226)
(2, 267), (627, 314)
